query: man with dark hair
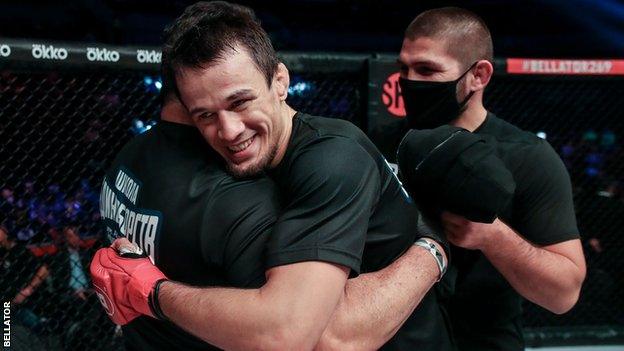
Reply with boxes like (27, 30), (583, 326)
(397, 7), (586, 350)
(91, 1), (453, 350)
(161, 1), (451, 349)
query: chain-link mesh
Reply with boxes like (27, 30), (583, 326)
(0, 68), (161, 349)
(0, 56), (622, 349)
(485, 75), (624, 342)
(288, 71), (366, 127)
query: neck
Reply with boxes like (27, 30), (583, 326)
(451, 99), (488, 132)
(270, 104), (297, 168)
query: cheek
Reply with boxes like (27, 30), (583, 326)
(207, 126), (221, 146)
(197, 124), (218, 146)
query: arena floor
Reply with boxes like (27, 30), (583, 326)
(528, 346), (624, 351)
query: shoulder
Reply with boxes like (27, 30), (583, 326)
(481, 116), (540, 147)
(480, 116), (555, 167)
(106, 129), (158, 176)
(277, 114), (382, 193)
(289, 114), (377, 170)
(116, 128), (158, 158)
(199, 174), (280, 261)
(211, 175), (277, 208)
(290, 136), (379, 184)
(524, 139), (564, 166)
(517, 139), (570, 190)
(299, 113), (367, 137)
(207, 174), (280, 219)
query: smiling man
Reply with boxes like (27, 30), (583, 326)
(179, 46), (291, 179)
(158, 1), (452, 349)
(90, 1), (455, 350)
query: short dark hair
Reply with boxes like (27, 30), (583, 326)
(158, 67), (178, 108)
(405, 7), (493, 67)
(162, 1), (279, 91)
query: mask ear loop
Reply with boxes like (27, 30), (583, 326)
(456, 61), (480, 107)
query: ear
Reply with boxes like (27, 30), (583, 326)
(470, 60), (494, 91)
(273, 62), (290, 101)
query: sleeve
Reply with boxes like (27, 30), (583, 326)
(265, 137), (381, 276)
(513, 141), (580, 246)
(199, 176), (281, 288)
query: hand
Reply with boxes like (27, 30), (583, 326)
(441, 212), (505, 251)
(89, 239), (167, 325)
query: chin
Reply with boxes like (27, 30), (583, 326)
(227, 160), (264, 179)
(226, 142), (278, 178)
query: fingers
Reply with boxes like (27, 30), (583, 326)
(441, 211), (466, 225)
(441, 219), (460, 235)
(111, 238), (143, 256)
(446, 231), (460, 246)
(90, 248), (111, 277)
(440, 212), (464, 245)
(91, 247), (126, 276)
(111, 237), (134, 250)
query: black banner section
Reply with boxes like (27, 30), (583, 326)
(0, 39), (374, 73)
(0, 38), (162, 70)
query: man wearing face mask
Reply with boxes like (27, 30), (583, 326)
(397, 7), (586, 351)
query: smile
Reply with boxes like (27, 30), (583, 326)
(227, 135), (255, 153)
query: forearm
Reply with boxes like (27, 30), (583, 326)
(159, 282), (282, 350)
(482, 226), (584, 314)
(158, 262), (347, 351)
(316, 244), (440, 351)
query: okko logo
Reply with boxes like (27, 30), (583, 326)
(136, 50), (161, 64)
(87, 47), (120, 62)
(381, 72), (406, 118)
(31, 44), (68, 60)
(0, 44), (11, 58)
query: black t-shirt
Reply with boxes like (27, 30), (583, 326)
(267, 112), (453, 350)
(100, 121), (280, 350)
(446, 113), (580, 351)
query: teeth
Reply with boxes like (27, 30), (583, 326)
(228, 136), (253, 152)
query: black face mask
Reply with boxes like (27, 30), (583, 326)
(399, 62), (477, 129)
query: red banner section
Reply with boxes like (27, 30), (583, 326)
(507, 58), (624, 75)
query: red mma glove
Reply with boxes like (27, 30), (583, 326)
(90, 246), (168, 325)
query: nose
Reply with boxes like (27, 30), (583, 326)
(217, 112), (245, 142)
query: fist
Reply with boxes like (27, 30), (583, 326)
(441, 212), (505, 250)
(90, 240), (167, 325)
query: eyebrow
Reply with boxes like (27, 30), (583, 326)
(226, 89), (254, 102)
(188, 89), (255, 116)
(188, 106), (208, 116)
(397, 58), (444, 70)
